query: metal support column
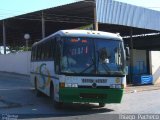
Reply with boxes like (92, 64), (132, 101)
(129, 28), (134, 84)
(2, 20), (6, 54)
(41, 11), (45, 39)
(94, 0), (98, 31)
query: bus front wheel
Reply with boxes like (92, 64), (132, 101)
(99, 103), (105, 107)
(50, 83), (62, 109)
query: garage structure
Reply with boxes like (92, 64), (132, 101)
(0, 0), (160, 84)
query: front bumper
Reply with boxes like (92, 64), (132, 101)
(59, 88), (124, 103)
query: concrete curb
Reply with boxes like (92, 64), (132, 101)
(125, 84), (160, 94)
(0, 71), (29, 81)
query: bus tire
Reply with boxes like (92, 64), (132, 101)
(50, 83), (62, 109)
(99, 103), (105, 107)
(34, 78), (43, 97)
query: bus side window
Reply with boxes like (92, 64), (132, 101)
(41, 45), (43, 60)
(43, 42), (48, 60)
(37, 45), (42, 61)
(39, 45), (42, 60)
(50, 37), (56, 60)
(46, 41), (52, 60)
(36, 46), (39, 60)
(48, 41), (53, 60)
(44, 42), (48, 60)
(35, 46), (38, 61)
(42, 43), (46, 61)
(33, 47), (36, 61)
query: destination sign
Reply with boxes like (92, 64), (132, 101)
(82, 79), (107, 83)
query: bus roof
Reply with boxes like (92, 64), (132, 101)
(33, 30), (122, 46)
(55, 30), (122, 40)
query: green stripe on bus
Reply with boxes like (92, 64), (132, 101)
(59, 88), (124, 103)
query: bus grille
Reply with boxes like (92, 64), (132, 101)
(78, 86), (110, 89)
(80, 93), (106, 99)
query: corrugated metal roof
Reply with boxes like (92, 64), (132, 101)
(0, 0), (159, 48)
(96, 0), (160, 31)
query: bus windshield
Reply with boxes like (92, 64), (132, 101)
(60, 37), (125, 76)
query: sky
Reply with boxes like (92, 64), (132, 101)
(0, 0), (78, 19)
(0, 0), (160, 20)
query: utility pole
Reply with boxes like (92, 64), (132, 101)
(94, 0), (98, 31)
(42, 11), (45, 39)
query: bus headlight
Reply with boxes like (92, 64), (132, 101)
(110, 84), (116, 88)
(110, 84), (122, 89)
(115, 84), (122, 89)
(65, 83), (72, 87)
(72, 83), (78, 88)
(65, 83), (78, 88)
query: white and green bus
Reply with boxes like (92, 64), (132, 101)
(30, 30), (128, 108)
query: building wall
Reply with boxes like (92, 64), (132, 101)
(150, 51), (160, 84)
(132, 49), (147, 75)
(132, 50), (160, 84)
(0, 52), (31, 75)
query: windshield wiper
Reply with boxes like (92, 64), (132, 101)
(80, 57), (95, 73)
(101, 63), (110, 72)
(80, 63), (94, 73)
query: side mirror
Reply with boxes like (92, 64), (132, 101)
(125, 47), (130, 60)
